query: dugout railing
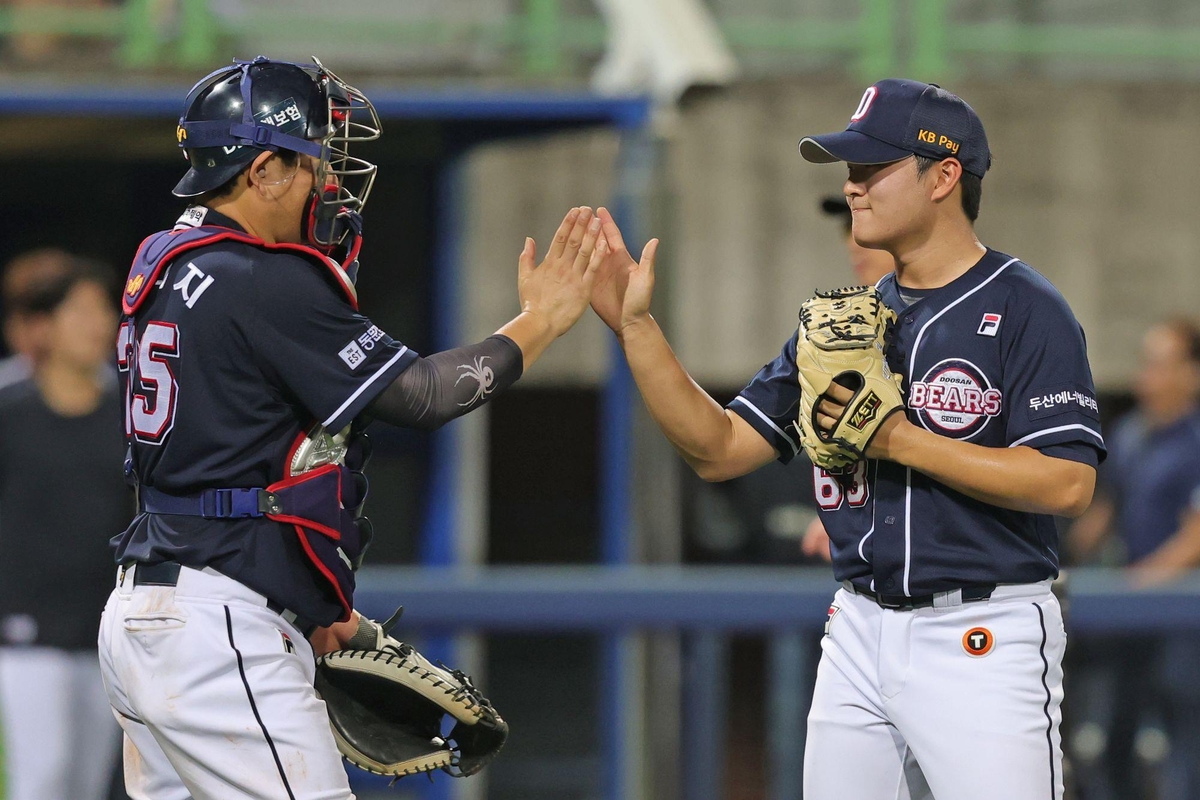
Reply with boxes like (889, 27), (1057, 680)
(351, 564), (1200, 800)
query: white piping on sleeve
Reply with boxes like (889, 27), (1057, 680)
(1009, 424), (1104, 449)
(322, 346), (410, 427)
(731, 396), (800, 456)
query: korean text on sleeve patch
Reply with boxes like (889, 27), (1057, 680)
(1025, 383), (1100, 422)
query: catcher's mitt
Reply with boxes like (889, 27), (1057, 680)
(796, 285), (905, 470)
(315, 610), (508, 780)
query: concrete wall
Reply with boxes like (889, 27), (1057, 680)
(462, 80), (1200, 390)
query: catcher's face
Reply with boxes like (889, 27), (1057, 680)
(247, 149), (323, 245)
(843, 157), (929, 251)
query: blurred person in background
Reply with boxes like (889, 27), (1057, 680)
(0, 248), (74, 387)
(799, 196), (895, 562)
(1066, 318), (1200, 800)
(0, 255), (126, 800)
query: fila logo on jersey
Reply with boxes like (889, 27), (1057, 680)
(977, 313), (1002, 337)
(909, 358), (1002, 439)
(962, 627), (994, 657)
(848, 391), (882, 431)
(824, 604), (841, 636)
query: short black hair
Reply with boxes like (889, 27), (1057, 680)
(198, 149), (302, 205)
(9, 257), (114, 317)
(914, 155), (982, 223)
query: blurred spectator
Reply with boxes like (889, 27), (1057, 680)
(0, 254), (126, 800)
(1067, 319), (1200, 800)
(0, 248), (73, 387)
(799, 196), (895, 562)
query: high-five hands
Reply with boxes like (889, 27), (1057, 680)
(518, 206), (603, 338)
(587, 207), (660, 335)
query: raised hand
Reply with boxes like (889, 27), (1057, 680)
(518, 207), (603, 338)
(588, 207), (660, 334)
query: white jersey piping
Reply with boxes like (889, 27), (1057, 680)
(731, 396), (800, 457)
(902, 256), (1020, 597)
(323, 346), (410, 427)
(1009, 423), (1104, 449)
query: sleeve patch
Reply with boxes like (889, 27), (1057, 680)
(339, 341), (367, 370)
(1025, 383), (1099, 421)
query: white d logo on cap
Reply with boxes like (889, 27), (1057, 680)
(850, 86), (878, 122)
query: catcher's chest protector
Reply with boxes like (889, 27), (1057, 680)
(120, 217), (375, 622)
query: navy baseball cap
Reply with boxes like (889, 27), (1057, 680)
(799, 79), (991, 178)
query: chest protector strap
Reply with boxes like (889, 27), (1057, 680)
(137, 427), (371, 624)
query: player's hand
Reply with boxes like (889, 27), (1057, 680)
(588, 206), (660, 334)
(815, 381), (909, 460)
(309, 615), (361, 657)
(518, 207), (603, 338)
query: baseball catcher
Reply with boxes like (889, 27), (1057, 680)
(795, 285), (905, 470)
(99, 54), (600, 799)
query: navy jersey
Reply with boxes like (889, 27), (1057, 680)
(1103, 410), (1200, 562)
(112, 208), (416, 623)
(730, 248), (1105, 595)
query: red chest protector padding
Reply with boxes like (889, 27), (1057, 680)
(123, 225), (358, 315)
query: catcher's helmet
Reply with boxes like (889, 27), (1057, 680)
(174, 56), (381, 248)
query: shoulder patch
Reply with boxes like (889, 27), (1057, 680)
(1026, 383), (1100, 421)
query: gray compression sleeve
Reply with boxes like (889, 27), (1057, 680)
(365, 334), (523, 430)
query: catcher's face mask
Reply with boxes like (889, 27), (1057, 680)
(302, 57), (381, 251)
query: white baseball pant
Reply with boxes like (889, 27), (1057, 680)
(98, 564), (356, 800)
(804, 580), (1065, 800)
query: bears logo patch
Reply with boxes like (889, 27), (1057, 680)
(909, 358), (1002, 440)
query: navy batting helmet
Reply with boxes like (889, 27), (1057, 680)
(174, 56), (381, 249)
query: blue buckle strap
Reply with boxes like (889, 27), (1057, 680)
(141, 486), (278, 519)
